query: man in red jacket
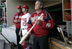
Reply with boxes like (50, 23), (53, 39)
(27, 0), (54, 49)
(13, 5), (23, 49)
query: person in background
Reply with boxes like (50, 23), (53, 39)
(0, 16), (7, 28)
(13, 5), (23, 49)
(19, 5), (31, 49)
(27, 0), (54, 49)
(1, 8), (7, 28)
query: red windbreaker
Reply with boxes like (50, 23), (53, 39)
(27, 10), (54, 37)
(13, 12), (24, 29)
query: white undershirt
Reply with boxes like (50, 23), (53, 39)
(21, 13), (31, 36)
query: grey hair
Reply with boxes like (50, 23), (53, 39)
(36, 0), (44, 8)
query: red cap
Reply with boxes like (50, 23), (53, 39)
(17, 5), (21, 9)
(23, 5), (29, 9)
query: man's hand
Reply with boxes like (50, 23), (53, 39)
(36, 20), (42, 26)
(19, 31), (21, 36)
(46, 23), (51, 28)
(37, 16), (44, 21)
(14, 20), (20, 23)
(36, 16), (44, 26)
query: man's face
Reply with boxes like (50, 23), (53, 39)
(22, 8), (27, 12)
(22, 8), (26, 12)
(35, 1), (41, 10)
(17, 9), (21, 13)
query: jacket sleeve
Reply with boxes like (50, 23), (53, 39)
(27, 19), (32, 30)
(45, 12), (55, 29)
(41, 10), (54, 29)
(39, 11), (51, 28)
(27, 18), (34, 33)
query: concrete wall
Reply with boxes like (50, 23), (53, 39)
(7, 0), (62, 26)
